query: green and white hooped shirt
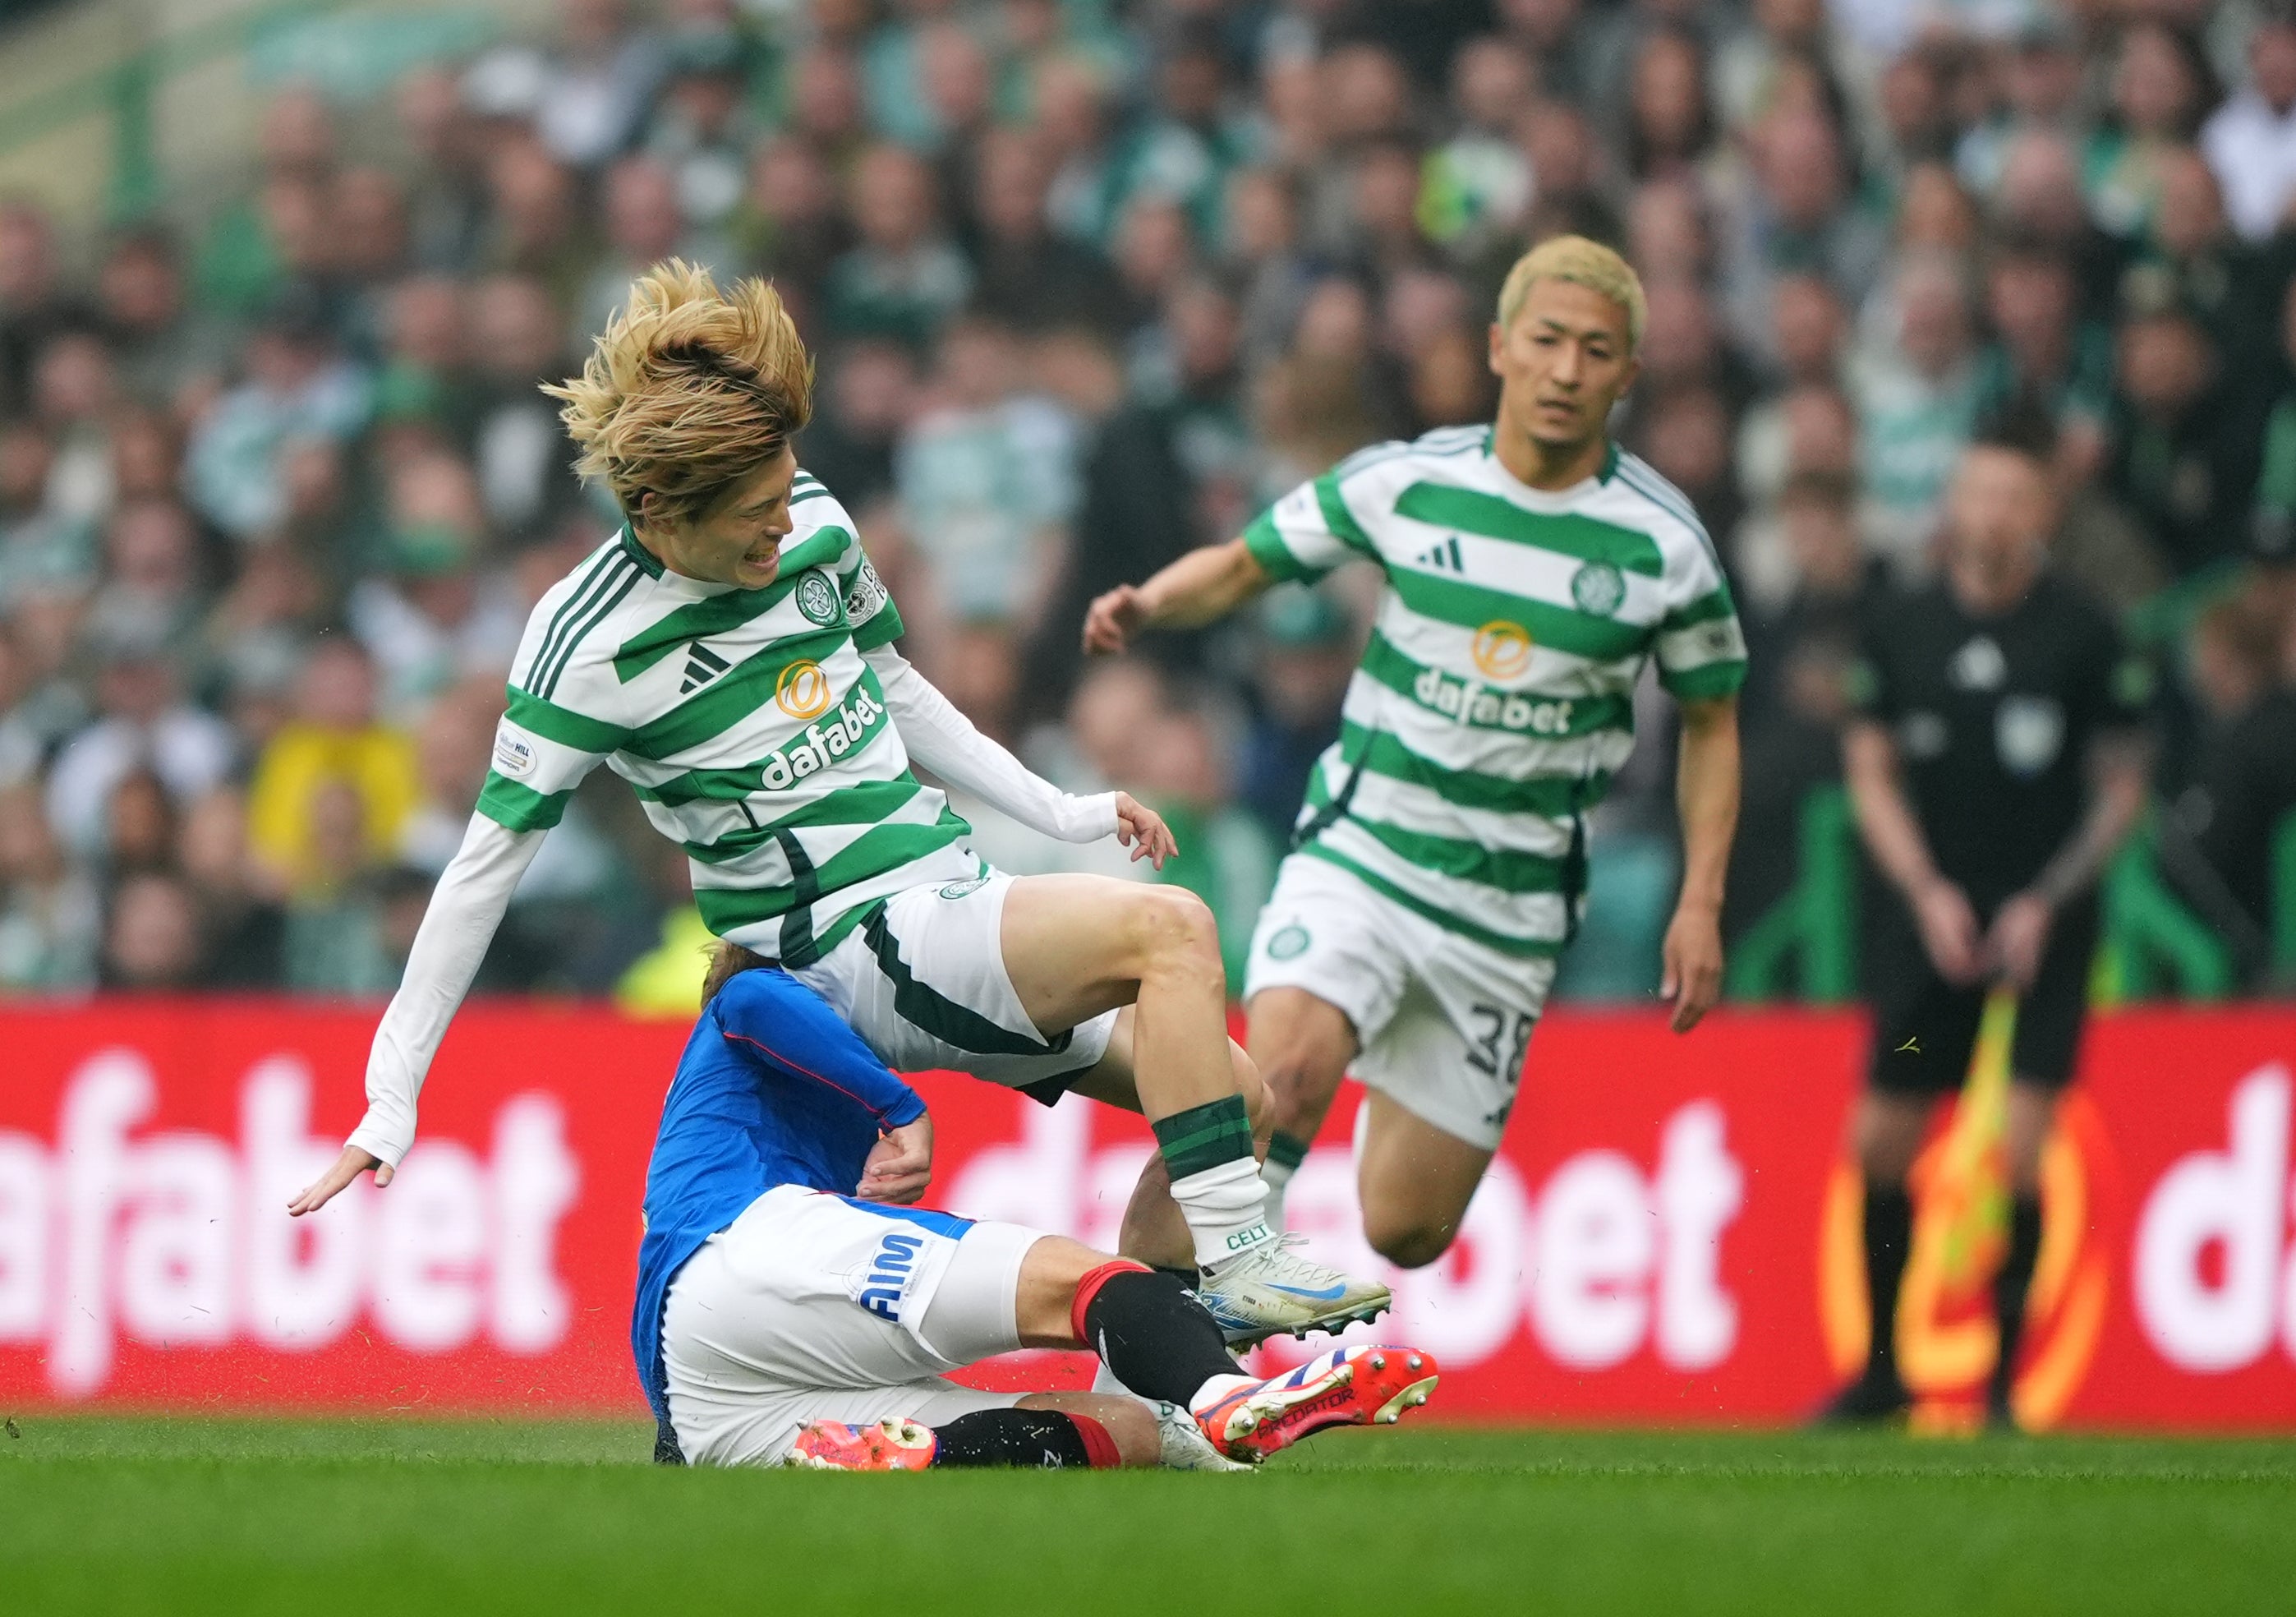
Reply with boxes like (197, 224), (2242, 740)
(1244, 427), (1747, 959)
(482, 472), (978, 965)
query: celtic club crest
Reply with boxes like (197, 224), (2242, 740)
(1571, 560), (1626, 617)
(796, 571), (840, 625)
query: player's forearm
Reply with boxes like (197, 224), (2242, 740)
(1673, 698), (1740, 914)
(347, 814), (542, 1167)
(1134, 539), (1272, 630)
(865, 646), (1116, 842)
(1843, 722), (1948, 901)
(2031, 742), (2151, 908)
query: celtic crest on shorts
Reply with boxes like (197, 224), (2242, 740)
(1571, 560), (1626, 617)
(796, 571), (840, 625)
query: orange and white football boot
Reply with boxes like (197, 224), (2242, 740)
(779, 1417), (937, 1471)
(1192, 1345), (1439, 1463)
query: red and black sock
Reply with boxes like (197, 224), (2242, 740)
(927, 1408), (1120, 1470)
(1073, 1260), (1245, 1406)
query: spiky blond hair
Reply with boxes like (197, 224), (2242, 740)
(1495, 235), (1646, 353)
(543, 260), (815, 527)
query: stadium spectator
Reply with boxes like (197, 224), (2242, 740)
(2177, 592), (2296, 961)
(46, 625), (235, 861)
(0, 780), (98, 990)
(2105, 302), (2261, 579)
(244, 638), (419, 894)
(177, 787), (287, 988)
(2202, 12), (2296, 243)
(825, 143), (972, 346)
(99, 869), (208, 989)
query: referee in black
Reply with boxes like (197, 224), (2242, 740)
(1824, 426), (2151, 1429)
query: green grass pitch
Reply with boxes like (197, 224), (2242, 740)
(7, 1416), (2293, 1615)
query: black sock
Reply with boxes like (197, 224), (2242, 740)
(1863, 1184), (1914, 1380)
(1083, 1269), (1245, 1405)
(1993, 1194), (2045, 1398)
(927, 1408), (1105, 1469)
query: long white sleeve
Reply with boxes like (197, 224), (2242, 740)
(346, 813), (545, 1167)
(864, 643), (1119, 843)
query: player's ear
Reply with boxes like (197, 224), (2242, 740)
(1487, 320), (1506, 379)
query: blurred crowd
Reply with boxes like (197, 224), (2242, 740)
(2, 0), (2294, 1004)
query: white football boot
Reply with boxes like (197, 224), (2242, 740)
(1193, 1232), (1392, 1347)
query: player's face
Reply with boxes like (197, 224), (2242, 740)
(648, 446), (800, 590)
(1489, 279), (1640, 454)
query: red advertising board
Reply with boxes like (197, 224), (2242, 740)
(0, 1000), (2292, 1429)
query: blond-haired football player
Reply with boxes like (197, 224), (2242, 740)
(1085, 237), (1745, 1267)
(291, 262), (1386, 1343)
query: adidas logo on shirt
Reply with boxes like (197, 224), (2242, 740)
(1415, 536), (1465, 572)
(681, 644), (731, 693)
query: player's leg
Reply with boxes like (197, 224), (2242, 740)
(789, 1231), (1438, 1469)
(1355, 1090), (1498, 1268)
(1820, 945), (1983, 1422)
(1988, 899), (2095, 1427)
(1343, 936), (1549, 1269)
(1059, 1014), (1264, 1273)
(1002, 1234), (1437, 1466)
(1237, 859), (1407, 1225)
(1245, 987), (1360, 1229)
(998, 874), (1381, 1321)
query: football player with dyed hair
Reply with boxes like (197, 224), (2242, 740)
(292, 260), (1389, 1348)
(639, 944), (1439, 1471)
(1085, 237), (1745, 1269)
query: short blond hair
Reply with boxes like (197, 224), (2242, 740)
(1495, 235), (1646, 353)
(544, 260), (815, 527)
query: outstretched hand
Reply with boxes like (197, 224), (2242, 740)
(288, 1144), (392, 1217)
(857, 1116), (933, 1205)
(1082, 584), (1148, 656)
(1113, 792), (1179, 869)
(1660, 904), (1724, 1034)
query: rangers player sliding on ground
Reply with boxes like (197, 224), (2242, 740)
(1085, 237), (1745, 1269)
(639, 945), (1438, 1470)
(289, 260), (1387, 1344)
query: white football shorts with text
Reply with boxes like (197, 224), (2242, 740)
(1244, 852), (1558, 1152)
(662, 1184), (1046, 1467)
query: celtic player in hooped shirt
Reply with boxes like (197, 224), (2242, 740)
(289, 262), (1386, 1344)
(1084, 237), (1745, 1271)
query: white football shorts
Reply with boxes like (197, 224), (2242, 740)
(793, 873), (1118, 1097)
(1243, 852), (1558, 1152)
(662, 1184), (1047, 1467)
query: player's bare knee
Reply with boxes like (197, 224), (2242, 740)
(1121, 886), (1224, 985)
(1364, 1214), (1456, 1270)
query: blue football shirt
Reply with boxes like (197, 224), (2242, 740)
(632, 967), (925, 1444)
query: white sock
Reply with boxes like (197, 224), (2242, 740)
(1169, 1156), (1275, 1270)
(1260, 1154), (1298, 1232)
(1187, 1372), (1259, 1415)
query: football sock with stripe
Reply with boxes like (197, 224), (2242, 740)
(1153, 1096), (1274, 1270)
(1075, 1263), (1249, 1407)
(928, 1408), (1120, 1469)
(1261, 1131), (1310, 1230)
